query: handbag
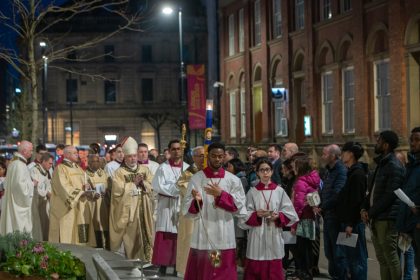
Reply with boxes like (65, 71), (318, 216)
(296, 219), (316, 240)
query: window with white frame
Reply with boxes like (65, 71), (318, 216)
(228, 14), (235, 56)
(322, 71), (333, 134)
(239, 9), (244, 52)
(254, 0), (261, 45)
(295, 0), (305, 30)
(342, 67), (355, 133)
(374, 59), (391, 131)
(273, 0), (282, 38)
(321, 0), (332, 20)
(230, 91), (237, 138)
(240, 89), (246, 138)
(340, 0), (352, 13)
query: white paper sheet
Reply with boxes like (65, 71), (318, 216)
(282, 231), (297, 244)
(394, 188), (416, 208)
(336, 232), (358, 247)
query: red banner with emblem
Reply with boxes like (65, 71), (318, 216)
(187, 64), (206, 129)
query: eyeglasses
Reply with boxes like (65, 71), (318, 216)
(258, 168), (272, 173)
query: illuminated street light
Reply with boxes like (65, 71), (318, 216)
(40, 42), (48, 143)
(162, 5), (187, 126)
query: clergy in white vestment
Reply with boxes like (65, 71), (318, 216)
(152, 139), (189, 275)
(30, 153), (54, 241)
(182, 142), (247, 280)
(104, 144), (124, 178)
(27, 144), (48, 170)
(0, 141), (35, 235)
(138, 143), (160, 175)
(239, 158), (299, 280)
(138, 142), (160, 240)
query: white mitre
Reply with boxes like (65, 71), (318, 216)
(122, 136), (138, 155)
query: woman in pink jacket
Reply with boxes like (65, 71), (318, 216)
(290, 153), (320, 280)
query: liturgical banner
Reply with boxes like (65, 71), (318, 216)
(187, 64), (206, 129)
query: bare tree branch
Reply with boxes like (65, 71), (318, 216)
(0, 0), (146, 143)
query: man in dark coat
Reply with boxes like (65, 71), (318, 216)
(361, 130), (405, 280)
(396, 127), (420, 279)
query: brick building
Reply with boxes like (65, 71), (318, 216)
(218, 0), (420, 158)
(41, 0), (207, 151)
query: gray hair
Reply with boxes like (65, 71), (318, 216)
(192, 146), (204, 156)
(63, 145), (76, 156)
(327, 144), (341, 159)
(18, 140), (32, 153)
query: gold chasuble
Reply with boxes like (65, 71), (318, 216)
(86, 168), (110, 249)
(110, 163), (155, 261)
(49, 160), (94, 245)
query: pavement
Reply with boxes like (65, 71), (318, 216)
(54, 226), (407, 279)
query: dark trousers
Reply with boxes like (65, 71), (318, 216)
(323, 218), (340, 279)
(413, 227), (420, 280)
(296, 236), (314, 278)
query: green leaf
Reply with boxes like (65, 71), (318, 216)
(21, 264), (31, 275)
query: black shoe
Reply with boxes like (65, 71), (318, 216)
(158, 266), (166, 276)
(311, 267), (320, 277)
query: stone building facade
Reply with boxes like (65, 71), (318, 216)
(42, 1), (207, 151)
(218, 0), (420, 159)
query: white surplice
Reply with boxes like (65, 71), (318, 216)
(182, 170), (247, 250)
(152, 161), (189, 233)
(0, 153), (34, 235)
(144, 160), (159, 176)
(104, 160), (121, 178)
(239, 185), (299, 260)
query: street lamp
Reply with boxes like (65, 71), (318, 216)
(162, 5), (187, 125)
(40, 41), (48, 144)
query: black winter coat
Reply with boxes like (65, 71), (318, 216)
(336, 162), (368, 227)
(362, 153), (405, 221)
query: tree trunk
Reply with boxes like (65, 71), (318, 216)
(29, 38), (39, 145)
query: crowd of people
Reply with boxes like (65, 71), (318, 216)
(0, 127), (418, 280)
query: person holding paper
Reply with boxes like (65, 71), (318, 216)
(336, 141), (368, 279)
(86, 154), (110, 249)
(396, 127), (420, 280)
(360, 130), (405, 280)
(239, 158), (298, 280)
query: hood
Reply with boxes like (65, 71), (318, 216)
(349, 162), (369, 174)
(300, 170), (321, 191)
